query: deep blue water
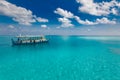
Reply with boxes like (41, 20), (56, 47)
(0, 36), (120, 80)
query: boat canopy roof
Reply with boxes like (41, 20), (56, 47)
(16, 35), (44, 38)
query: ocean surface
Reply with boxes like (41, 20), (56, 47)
(0, 36), (120, 80)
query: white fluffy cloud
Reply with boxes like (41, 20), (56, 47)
(54, 8), (74, 27)
(41, 24), (47, 28)
(36, 17), (48, 23)
(54, 8), (116, 26)
(96, 17), (116, 24)
(74, 16), (96, 25)
(75, 16), (116, 25)
(8, 25), (14, 28)
(54, 8), (74, 18)
(58, 17), (74, 27)
(0, 0), (48, 25)
(76, 0), (120, 16)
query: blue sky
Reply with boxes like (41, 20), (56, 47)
(0, 0), (120, 35)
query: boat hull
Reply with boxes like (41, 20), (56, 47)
(12, 40), (48, 45)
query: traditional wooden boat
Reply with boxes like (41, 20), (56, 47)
(11, 35), (48, 45)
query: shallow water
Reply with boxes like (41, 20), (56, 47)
(0, 36), (120, 80)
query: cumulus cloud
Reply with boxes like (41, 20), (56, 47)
(36, 17), (49, 23)
(75, 16), (116, 25)
(54, 8), (74, 18)
(96, 17), (116, 24)
(56, 26), (61, 29)
(58, 17), (74, 27)
(8, 25), (14, 28)
(74, 16), (96, 25)
(0, 0), (48, 25)
(41, 24), (47, 28)
(54, 8), (116, 26)
(76, 0), (120, 16)
(54, 8), (74, 27)
(111, 8), (118, 15)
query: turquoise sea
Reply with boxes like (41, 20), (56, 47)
(0, 36), (120, 80)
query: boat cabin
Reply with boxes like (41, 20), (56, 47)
(12, 35), (48, 45)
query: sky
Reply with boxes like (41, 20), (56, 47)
(0, 0), (120, 35)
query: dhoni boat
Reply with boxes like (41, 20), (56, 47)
(11, 35), (48, 45)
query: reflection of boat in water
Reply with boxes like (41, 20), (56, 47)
(11, 35), (48, 45)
